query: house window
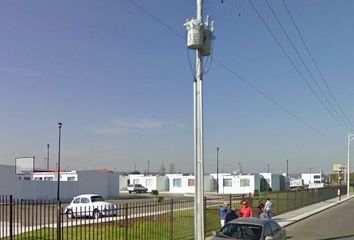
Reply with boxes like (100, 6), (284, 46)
(173, 179), (182, 188)
(188, 179), (195, 186)
(67, 177), (76, 181)
(223, 179), (232, 187)
(314, 175), (320, 179)
(133, 179), (140, 184)
(240, 179), (250, 187)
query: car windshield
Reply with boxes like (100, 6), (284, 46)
(90, 196), (104, 202)
(217, 223), (262, 240)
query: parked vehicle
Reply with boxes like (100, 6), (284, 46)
(64, 194), (118, 219)
(211, 217), (286, 240)
(127, 184), (148, 193)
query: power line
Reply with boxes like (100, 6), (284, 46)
(264, 0), (353, 131)
(126, 0), (342, 146)
(248, 0), (349, 131)
(212, 57), (341, 146)
(281, 0), (354, 131)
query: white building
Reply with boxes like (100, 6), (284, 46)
(125, 174), (169, 192)
(0, 164), (119, 200)
(290, 178), (304, 188)
(213, 173), (290, 194)
(217, 174), (261, 194)
(260, 173), (289, 192)
(32, 171), (78, 181)
(166, 174), (214, 193)
(301, 173), (325, 186)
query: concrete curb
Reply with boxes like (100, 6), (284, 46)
(277, 195), (354, 228)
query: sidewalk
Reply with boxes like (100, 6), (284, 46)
(206, 193), (354, 239)
(274, 193), (354, 228)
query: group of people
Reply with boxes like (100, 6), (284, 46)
(219, 198), (273, 227)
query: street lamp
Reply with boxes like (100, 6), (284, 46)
(216, 147), (219, 193)
(57, 122), (62, 201)
(347, 133), (354, 198)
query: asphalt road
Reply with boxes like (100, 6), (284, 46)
(285, 198), (354, 240)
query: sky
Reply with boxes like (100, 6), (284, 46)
(1, 0), (354, 175)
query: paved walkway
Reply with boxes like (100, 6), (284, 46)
(206, 193), (354, 239)
(274, 193), (354, 227)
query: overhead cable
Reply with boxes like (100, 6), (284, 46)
(248, 0), (349, 131)
(281, 0), (354, 130)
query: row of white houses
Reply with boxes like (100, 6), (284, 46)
(120, 172), (290, 194)
(0, 164), (325, 200)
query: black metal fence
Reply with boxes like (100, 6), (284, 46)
(0, 186), (346, 240)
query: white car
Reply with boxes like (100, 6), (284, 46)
(64, 194), (118, 219)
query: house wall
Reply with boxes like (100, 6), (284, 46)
(108, 172), (119, 198)
(119, 175), (129, 190)
(126, 175), (169, 192)
(156, 176), (169, 191)
(219, 174), (263, 194)
(166, 174), (212, 193)
(301, 173), (324, 185)
(0, 165), (22, 197)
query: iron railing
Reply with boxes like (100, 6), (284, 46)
(0, 186), (346, 240)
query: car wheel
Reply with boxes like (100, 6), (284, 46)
(93, 209), (101, 219)
(128, 191), (132, 194)
(66, 209), (75, 219)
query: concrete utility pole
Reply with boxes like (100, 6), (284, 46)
(185, 1), (214, 239)
(286, 159), (288, 177)
(216, 147), (219, 193)
(194, 1), (204, 238)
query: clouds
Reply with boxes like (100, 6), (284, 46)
(1, 66), (42, 78)
(91, 118), (190, 135)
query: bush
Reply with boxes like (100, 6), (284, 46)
(151, 190), (159, 196)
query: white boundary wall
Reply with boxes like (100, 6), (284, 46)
(0, 164), (119, 200)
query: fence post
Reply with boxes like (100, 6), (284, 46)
(9, 195), (13, 240)
(276, 192), (278, 215)
(204, 196), (207, 235)
(124, 203), (129, 240)
(170, 199), (173, 240)
(57, 201), (61, 240)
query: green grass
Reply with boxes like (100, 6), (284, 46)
(3, 208), (220, 240)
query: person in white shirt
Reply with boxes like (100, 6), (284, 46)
(264, 198), (273, 219)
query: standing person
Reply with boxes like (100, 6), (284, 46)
(264, 198), (273, 219)
(256, 203), (267, 219)
(225, 207), (238, 223)
(219, 202), (229, 227)
(239, 201), (253, 217)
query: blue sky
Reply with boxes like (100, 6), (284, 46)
(1, 0), (353, 174)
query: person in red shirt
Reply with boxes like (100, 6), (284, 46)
(239, 201), (253, 217)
